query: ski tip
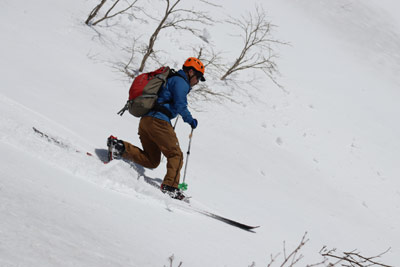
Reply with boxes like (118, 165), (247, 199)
(242, 225), (260, 233)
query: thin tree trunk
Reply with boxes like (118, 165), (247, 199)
(85, 0), (107, 25)
(138, 0), (180, 72)
(138, 27), (162, 72)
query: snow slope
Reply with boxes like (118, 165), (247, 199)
(1, 0), (399, 266)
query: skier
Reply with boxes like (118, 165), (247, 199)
(107, 57), (206, 200)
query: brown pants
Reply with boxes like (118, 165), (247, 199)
(122, 116), (183, 188)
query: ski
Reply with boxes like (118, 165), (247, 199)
(182, 204), (260, 232)
(196, 209), (260, 231)
(133, 170), (259, 231)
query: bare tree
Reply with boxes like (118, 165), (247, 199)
(320, 246), (394, 267)
(138, 0), (214, 72)
(85, 0), (139, 26)
(157, 237), (394, 267)
(266, 232), (310, 267)
(263, 233), (394, 267)
(220, 6), (287, 86)
(192, 47), (225, 79)
(187, 47), (237, 104)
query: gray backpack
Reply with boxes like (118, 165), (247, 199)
(118, 66), (182, 117)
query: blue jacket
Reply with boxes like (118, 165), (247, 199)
(145, 69), (194, 125)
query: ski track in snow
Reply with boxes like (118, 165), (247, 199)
(1, 93), (221, 230)
(0, 94), (203, 211)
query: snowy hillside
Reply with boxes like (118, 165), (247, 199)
(1, 0), (400, 266)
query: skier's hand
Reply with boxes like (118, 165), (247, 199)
(190, 118), (198, 129)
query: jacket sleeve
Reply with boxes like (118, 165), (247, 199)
(170, 77), (194, 124)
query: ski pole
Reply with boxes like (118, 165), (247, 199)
(179, 128), (193, 191)
(173, 116), (179, 130)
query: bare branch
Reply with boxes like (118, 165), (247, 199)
(199, 0), (222, 8)
(220, 5), (288, 87)
(164, 254), (183, 267)
(320, 246), (394, 267)
(267, 253), (281, 267)
(91, 0), (140, 26)
(280, 232), (309, 267)
(191, 46), (225, 80)
(189, 83), (237, 107)
(113, 37), (141, 78)
(138, 0), (215, 72)
(265, 232), (309, 267)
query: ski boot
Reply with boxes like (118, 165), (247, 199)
(160, 184), (187, 201)
(107, 135), (125, 161)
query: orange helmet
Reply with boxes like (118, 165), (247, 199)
(183, 57), (205, 81)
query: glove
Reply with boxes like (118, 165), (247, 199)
(190, 118), (198, 129)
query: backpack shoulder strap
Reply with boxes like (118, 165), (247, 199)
(152, 69), (187, 119)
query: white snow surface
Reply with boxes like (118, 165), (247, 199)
(1, 0), (400, 266)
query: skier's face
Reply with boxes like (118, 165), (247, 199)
(188, 69), (200, 87)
